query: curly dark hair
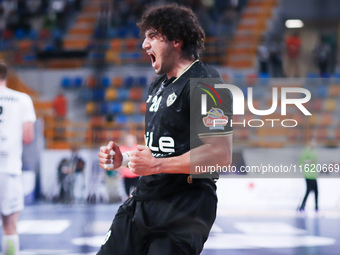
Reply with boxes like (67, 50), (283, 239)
(137, 4), (205, 59)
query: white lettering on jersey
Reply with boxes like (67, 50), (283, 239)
(149, 96), (162, 112)
(146, 95), (152, 103)
(145, 132), (175, 153)
(145, 132), (159, 151)
(159, 137), (175, 152)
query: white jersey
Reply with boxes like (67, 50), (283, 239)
(0, 87), (36, 175)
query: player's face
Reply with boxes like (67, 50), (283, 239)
(142, 29), (177, 76)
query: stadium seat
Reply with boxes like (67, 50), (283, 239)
(138, 76), (148, 87)
(140, 102), (147, 114)
(39, 29), (51, 40)
(112, 77), (123, 87)
(324, 99), (337, 112)
(313, 98), (323, 112)
(317, 85), (328, 97)
(100, 102), (109, 114)
(320, 113), (333, 126)
(102, 77), (110, 88)
(131, 114), (144, 123)
(74, 77), (83, 88)
(126, 38), (137, 51)
(131, 52), (142, 60)
(86, 76), (97, 88)
(110, 39), (122, 51)
(105, 88), (117, 101)
(18, 40), (32, 50)
(23, 55), (36, 62)
(122, 101), (135, 114)
(86, 102), (95, 114)
(117, 28), (127, 38)
(308, 115), (318, 126)
(106, 50), (122, 65)
(108, 102), (122, 114)
(117, 89), (129, 100)
(123, 76), (135, 88)
(89, 52), (105, 61)
(129, 87), (144, 100)
(132, 26), (140, 38)
(61, 77), (71, 88)
(2, 29), (13, 40)
(92, 89), (105, 101)
(80, 89), (92, 101)
(115, 115), (128, 124)
(328, 85), (340, 97)
(29, 29), (38, 40)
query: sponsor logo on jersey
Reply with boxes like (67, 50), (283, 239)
(145, 132), (175, 153)
(203, 108), (228, 130)
(166, 92), (177, 107)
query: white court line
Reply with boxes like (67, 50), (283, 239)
(18, 220), (71, 234)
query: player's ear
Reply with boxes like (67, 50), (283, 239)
(173, 39), (183, 49)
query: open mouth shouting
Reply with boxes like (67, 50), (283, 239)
(147, 52), (156, 68)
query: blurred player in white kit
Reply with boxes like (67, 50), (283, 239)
(0, 61), (36, 255)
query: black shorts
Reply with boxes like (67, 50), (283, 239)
(97, 187), (217, 255)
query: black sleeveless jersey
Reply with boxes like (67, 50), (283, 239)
(133, 61), (233, 200)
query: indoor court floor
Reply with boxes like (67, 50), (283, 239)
(0, 202), (339, 255)
(1, 178), (339, 255)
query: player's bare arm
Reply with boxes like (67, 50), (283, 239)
(129, 135), (232, 175)
(23, 122), (35, 145)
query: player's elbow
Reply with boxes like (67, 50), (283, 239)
(23, 133), (34, 144)
(23, 122), (35, 145)
(211, 148), (232, 166)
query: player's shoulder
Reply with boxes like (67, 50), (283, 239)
(150, 74), (167, 85)
(148, 74), (167, 93)
(191, 61), (222, 79)
(5, 87), (30, 97)
(1, 87), (31, 100)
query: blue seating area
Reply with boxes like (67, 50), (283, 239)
(60, 74), (148, 123)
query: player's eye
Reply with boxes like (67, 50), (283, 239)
(146, 29), (158, 39)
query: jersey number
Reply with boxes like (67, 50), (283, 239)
(149, 96), (162, 112)
(0, 106), (2, 115)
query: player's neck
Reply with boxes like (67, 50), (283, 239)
(166, 57), (197, 79)
(0, 81), (6, 89)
